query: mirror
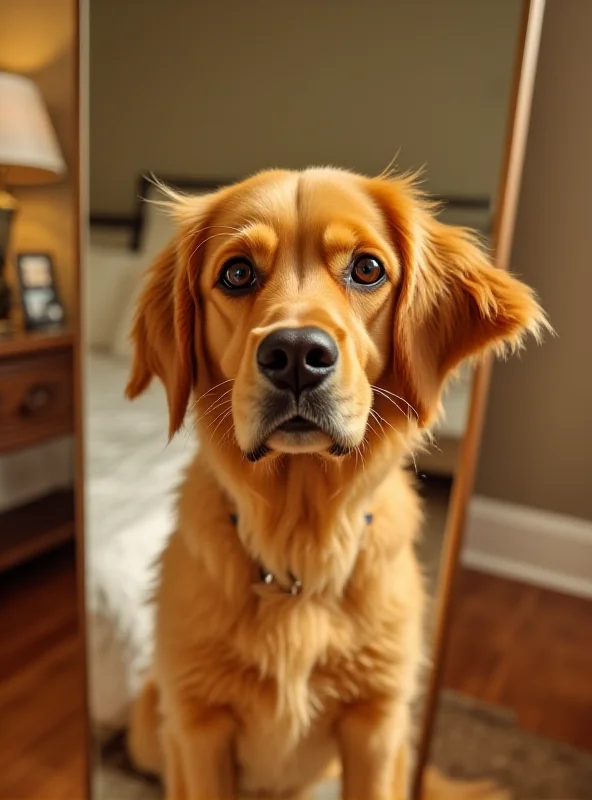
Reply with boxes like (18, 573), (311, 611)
(85, 2), (539, 798)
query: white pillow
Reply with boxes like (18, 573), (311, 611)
(107, 197), (175, 361)
(86, 247), (138, 350)
(109, 186), (211, 360)
(142, 193), (178, 265)
(110, 263), (146, 361)
(140, 183), (213, 264)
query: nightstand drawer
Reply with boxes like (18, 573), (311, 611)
(0, 347), (74, 452)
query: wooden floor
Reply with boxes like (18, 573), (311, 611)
(442, 567), (592, 753)
(0, 546), (591, 799)
(0, 545), (86, 800)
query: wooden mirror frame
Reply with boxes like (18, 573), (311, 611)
(75, 0), (93, 796)
(412, 1), (547, 797)
(75, 2), (547, 796)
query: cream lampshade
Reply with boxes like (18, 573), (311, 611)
(0, 71), (65, 192)
(0, 72), (65, 333)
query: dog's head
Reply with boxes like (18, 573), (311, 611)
(126, 168), (547, 461)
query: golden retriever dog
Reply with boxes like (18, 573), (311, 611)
(125, 168), (546, 800)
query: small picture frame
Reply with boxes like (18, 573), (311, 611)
(16, 252), (65, 331)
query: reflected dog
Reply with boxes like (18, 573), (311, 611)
(125, 168), (547, 799)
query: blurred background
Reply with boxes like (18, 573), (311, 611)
(0, 1), (591, 798)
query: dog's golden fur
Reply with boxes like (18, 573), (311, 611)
(125, 168), (546, 799)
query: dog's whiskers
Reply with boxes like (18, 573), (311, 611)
(352, 441), (367, 474)
(370, 407), (419, 474)
(190, 379), (234, 411)
(206, 403), (235, 430)
(372, 387), (409, 420)
(209, 409), (234, 444)
(368, 409), (387, 442)
(185, 390), (233, 439)
(370, 385), (419, 421)
(194, 392), (233, 423)
(366, 420), (381, 445)
(369, 407), (398, 437)
(219, 423), (239, 450)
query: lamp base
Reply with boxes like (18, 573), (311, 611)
(0, 195), (16, 332)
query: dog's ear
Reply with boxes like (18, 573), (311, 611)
(370, 177), (550, 427)
(125, 193), (214, 438)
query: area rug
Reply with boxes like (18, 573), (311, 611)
(93, 688), (592, 800)
(431, 691), (592, 799)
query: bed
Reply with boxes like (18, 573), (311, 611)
(86, 179), (480, 732)
(86, 193), (197, 730)
(86, 351), (196, 729)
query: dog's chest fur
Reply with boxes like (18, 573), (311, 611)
(153, 457), (422, 796)
(156, 525), (419, 797)
(231, 598), (346, 794)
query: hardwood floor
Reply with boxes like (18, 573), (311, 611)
(442, 567), (592, 753)
(0, 545), (86, 800)
(0, 545), (590, 799)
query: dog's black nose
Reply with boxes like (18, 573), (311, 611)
(257, 327), (338, 393)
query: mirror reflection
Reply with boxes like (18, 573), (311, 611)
(86, 2), (526, 798)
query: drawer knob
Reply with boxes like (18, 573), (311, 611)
(20, 385), (51, 416)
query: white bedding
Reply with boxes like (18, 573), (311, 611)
(86, 350), (196, 730)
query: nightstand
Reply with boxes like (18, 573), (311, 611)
(0, 329), (75, 571)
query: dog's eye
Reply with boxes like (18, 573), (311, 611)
(350, 255), (385, 287)
(218, 258), (257, 293)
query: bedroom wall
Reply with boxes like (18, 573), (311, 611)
(89, 0), (521, 216)
(476, 0), (592, 522)
(462, 0), (592, 598)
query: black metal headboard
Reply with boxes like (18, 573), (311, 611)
(89, 175), (232, 251)
(89, 173), (492, 251)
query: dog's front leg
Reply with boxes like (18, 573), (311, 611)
(337, 703), (407, 800)
(166, 707), (237, 800)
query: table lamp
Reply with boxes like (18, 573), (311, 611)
(0, 71), (66, 334)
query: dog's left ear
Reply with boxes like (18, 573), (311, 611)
(125, 192), (216, 438)
(370, 178), (550, 427)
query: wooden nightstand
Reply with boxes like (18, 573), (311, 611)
(0, 329), (75, 571)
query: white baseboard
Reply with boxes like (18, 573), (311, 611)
(462, 496), (592, 599)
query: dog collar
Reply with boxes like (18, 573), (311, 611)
(229, 512), (373, 596)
